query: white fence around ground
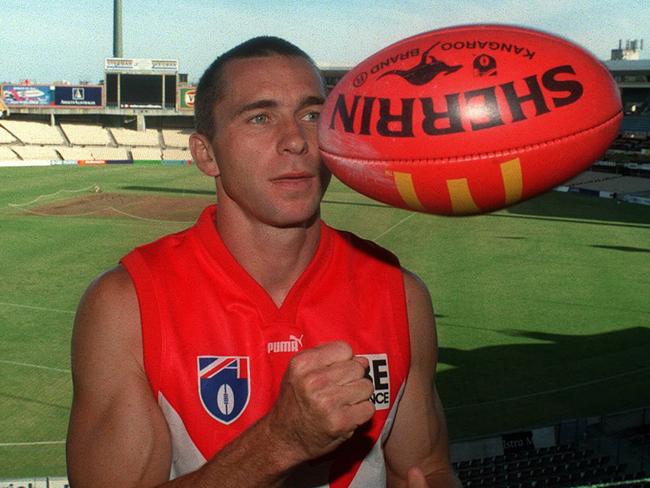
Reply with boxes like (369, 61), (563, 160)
(0, 477), (69, 488)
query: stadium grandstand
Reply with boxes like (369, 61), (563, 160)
(1, 43), (649, 203)
(450, 406), (650, 487)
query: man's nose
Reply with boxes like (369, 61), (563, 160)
(278, 119), (308, 155)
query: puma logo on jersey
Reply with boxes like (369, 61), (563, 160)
(267, 334), (304, 354)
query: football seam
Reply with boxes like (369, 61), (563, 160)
(319, 110), (622, 165)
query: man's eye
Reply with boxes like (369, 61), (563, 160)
(250, 114), (269, 124)
(302, 111), (320, 122)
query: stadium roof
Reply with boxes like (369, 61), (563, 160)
(317, 65), (353, 72)
(603, 59), (650, 74)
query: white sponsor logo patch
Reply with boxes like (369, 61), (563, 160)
(360, 353), (390, 411)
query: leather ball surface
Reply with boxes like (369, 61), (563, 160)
(318, 24), (622, 215)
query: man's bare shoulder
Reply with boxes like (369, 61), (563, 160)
(400, 266), (437, 372)
(401, 267), (433, 312)
(78, 265), (137, 318)
(72, 265), (142, 371)
(83, 264), (135, 300)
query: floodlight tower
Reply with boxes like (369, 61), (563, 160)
(114, 0), (123, 58)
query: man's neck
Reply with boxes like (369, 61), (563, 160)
(215, 208), (321, 308)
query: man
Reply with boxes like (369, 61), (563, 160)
(67, 37), (460, 487)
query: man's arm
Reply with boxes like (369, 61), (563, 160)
(67, 265), (172, 486)
(67, 265), (374, 487)
(383, 270), (461, 487)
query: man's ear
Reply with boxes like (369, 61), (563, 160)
(190, 133), (220, 177)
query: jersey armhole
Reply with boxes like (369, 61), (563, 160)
(121, 251), (164, 397)
(392, 268), (412, 377)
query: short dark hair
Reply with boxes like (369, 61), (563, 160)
(194, 36), (320, 139)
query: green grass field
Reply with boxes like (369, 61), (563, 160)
(1, 165), (649, 477)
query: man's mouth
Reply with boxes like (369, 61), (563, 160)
(272, 171), (315, 183)
(270, 172), (316, 192)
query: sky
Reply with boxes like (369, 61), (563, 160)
(1, 0), (649, 84)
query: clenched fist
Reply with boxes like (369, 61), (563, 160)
(267, 341), (375, 463)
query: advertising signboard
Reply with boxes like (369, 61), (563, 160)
(105, 58), (178, 73)
(54, 86), (103, 107)
(502, 430), (535, 454)
(2, 84), (53, 106)
(179, 87), (196, 111)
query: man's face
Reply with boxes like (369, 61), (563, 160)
(209, 55), (330, 228)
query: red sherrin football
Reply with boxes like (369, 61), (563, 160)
(318, 24), (622, 215)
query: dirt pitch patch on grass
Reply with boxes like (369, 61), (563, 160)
(22, 192), (214, 222)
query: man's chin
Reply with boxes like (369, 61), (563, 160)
(266, 202), (321, 229)
(274, 211), (320, 229)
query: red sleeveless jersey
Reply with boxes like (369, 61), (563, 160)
(121, 205), (410, 487)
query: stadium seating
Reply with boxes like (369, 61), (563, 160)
(0, 122), (195, 162)
(564, 172), (650, 194)
(88, 147), (129, 160)
(0, 120), (64, 145)
(131, 147), (162, 160)
(57, 146), (94, 160)
(60, 123), (111, 146)
(0, 125), (17, 143)
(162, 128), (192, 148)
(109, 127), (159, 146)
(162, 148), (192, 161)
(10, 145), (60, 160)
(0, 146), (19, 160)
(453, 443), (649, 487)
(563, 170), (621, 186)
(621, 116), (650, 135)
(57, 146), (130, 161)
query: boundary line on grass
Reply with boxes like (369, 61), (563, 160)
(0, 360), (70, 374)
(0, 440), (65, 447)
(374, 213), (416, 241)
(446, 365), (650, 411)
(0, 301), (74, 315)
